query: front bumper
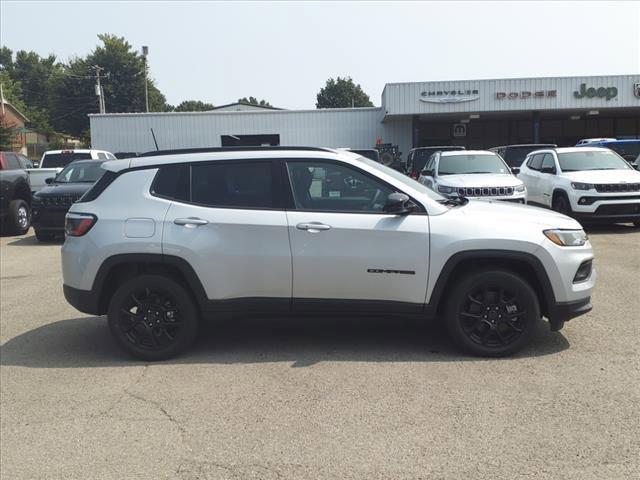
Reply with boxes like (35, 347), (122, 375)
(547, 297), (592, 330)
(32, 205), (69, 232)
(569, 192), (640, 222)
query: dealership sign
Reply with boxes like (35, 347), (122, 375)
(420, 88), (479, 103)
(574, 83), (617, 100)
(634, 83), (640, 98)
(452, 123), (467, 137)
(496, 90), (557, 99)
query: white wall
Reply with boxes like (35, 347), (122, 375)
(90, 107), (412, 160)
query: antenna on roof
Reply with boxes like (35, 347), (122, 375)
(150, 128), (159, 151)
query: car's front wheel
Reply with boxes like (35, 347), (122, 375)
(445, 270), (541, 357)
(107, 275), (199, 361)
(552, 194), (572, 217)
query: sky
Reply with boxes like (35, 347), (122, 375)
(1, 1), (639, 110)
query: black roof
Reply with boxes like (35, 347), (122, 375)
(138, 146), (335, 158)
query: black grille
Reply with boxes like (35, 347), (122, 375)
(594, 183), (640, 193)
(41, 196), (81, 206)
(457, 186), (514, 197)
(595, 203), (640, 215)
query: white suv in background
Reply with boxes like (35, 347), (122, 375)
(518, 147), (640, 226)
(418, 150), (527, 203)
(62, 147), (594, 360)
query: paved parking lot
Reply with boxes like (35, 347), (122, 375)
(1, 226), (639, 480)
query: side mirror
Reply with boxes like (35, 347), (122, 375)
(540, 166), (556, 174)
(633, 164), (639, 171)
(511, 167), (520, 175)
(45, 177), (55, 184)
(383, 192), (413, 215)
(421, 169), (434, 177)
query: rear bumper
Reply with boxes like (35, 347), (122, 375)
(63, 284), (103, 316)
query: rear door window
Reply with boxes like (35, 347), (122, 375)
(540, 154), (556, 171)
(4, 154), (21, 170)
(191, 161), (275, 209)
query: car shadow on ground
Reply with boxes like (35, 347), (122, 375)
(0, 315), (570, 368)
(583, 223), (639, 235)
(6, 233), (64, 246)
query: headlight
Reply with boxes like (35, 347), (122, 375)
(543, 229), (588, 247)
(437, 185), (456, 194)
(571, 182), (595, 191)
(514, 184), (526, 193)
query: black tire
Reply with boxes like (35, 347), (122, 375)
(444, 270), (541, 357)
(552, 194), (572, 216)
(35, 230), (56, 242)
(4, 199), (30, 235)
(107, 274), (199, 361)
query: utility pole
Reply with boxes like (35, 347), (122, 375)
(0, 83), (5, 115)
(90, 65), (107, 114)
(142, 46), (149, 113)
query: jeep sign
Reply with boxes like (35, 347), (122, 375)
(573, 83), (618, 101)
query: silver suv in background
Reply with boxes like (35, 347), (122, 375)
(62, 147), (594, 360)
(418, 150), (527, 203)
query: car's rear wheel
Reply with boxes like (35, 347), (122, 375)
(4, 199), (30, 236)
(552, 194), (572, 216)
(35, 230), (56, 242)
(107, 275), (199, 361)
(445, 270), (540, 357)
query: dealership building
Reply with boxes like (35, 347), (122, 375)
(90, 74), (640, 158)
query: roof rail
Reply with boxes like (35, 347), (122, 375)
(138, 146), (335, 157)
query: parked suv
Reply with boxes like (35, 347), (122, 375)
(518, 147), (640, 225)
(490, 144), (557, 168)
(418, 150), (527, 203)
(62, 147), (595, 360)
(32, 159), (107, 241)
(406, 146), (465, 179)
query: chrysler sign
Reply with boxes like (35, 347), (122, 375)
(420, 88), (480, 103)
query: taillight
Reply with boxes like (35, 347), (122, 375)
(65, 213), (97, 237)
(410, 172), (418, 179)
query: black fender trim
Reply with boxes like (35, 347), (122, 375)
(80, 253), (210, 315)
(424, 249), (557, 319)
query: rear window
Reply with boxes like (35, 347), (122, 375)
(604, 143), (640, 160)
(191, 162), (274, 209)
(151, 164), (190, 201)
(41, 152), (92, 168)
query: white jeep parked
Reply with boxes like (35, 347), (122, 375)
(62, 147), (594, 360)
(518, 147), (640, 225)
(418, 150), (527, 203)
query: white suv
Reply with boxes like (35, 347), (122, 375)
(518, 147), (640, 226)
(418, 150), (527, 203)
(62, 147), (595, 360)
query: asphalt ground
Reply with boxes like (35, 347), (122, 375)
(1, 225), (639, 479)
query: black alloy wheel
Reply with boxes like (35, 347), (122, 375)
(446, 270), (540, 357)
(108, 275), (198, 360)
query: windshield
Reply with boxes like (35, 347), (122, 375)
(558, 150), (632, 172)
(358, 156), (445, 202)
(42, 152), (92, 168)
(56, 162), (106, 183)
(438, 153), (509, 175)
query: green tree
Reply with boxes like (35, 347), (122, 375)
(316, 77), (373, 108)
(47, 34), (171, 136)
(238, 96), (272, 107)
(174, 100), (215, 112)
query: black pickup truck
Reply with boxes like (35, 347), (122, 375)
(0, 152), (33, 235)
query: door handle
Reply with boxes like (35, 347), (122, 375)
(296, 222), (331, 232)
(174, 217), (209, 227)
